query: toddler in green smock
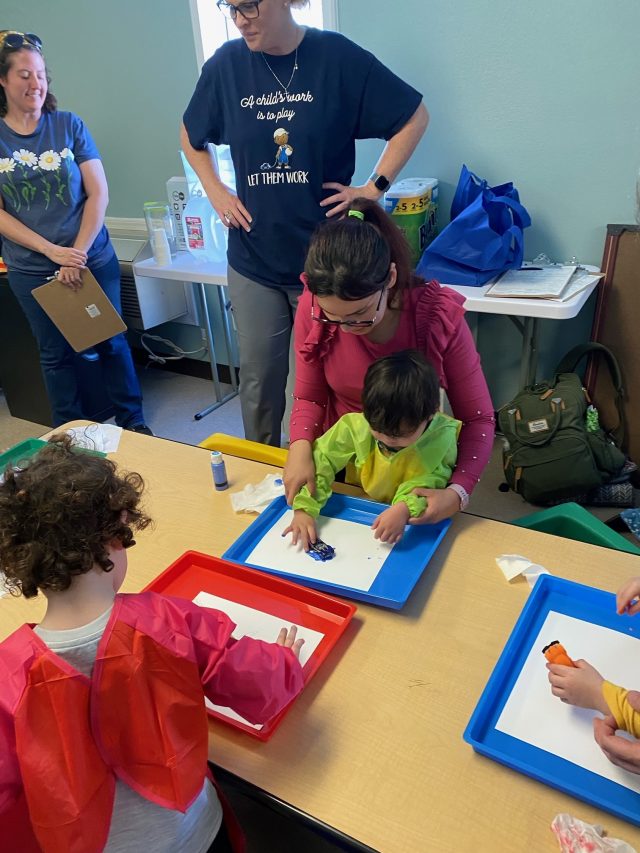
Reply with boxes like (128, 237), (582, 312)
(284, 350), (461, 548)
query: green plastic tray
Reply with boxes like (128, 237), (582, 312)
(513, 502), (640, 556)
(0, 437), (106, 476)
(0, 438), (48, 471)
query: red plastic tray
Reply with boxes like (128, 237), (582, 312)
(143, 551), (356, 740)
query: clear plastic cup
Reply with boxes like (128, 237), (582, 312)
(143, 202), (177, 256)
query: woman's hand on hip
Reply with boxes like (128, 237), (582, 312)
(56, 266), (83, 290)
(210, 186), (252, 233)
(320, 182), (381, 219)
(408, 487), (461, 525)
(44, 244), (87, 268)
(283, 440), (316, 505)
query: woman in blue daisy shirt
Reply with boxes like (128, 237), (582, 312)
(0, 32), (150, 432)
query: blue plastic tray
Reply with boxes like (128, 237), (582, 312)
(464, 574), (640, 825)
(223, 494), (451, 610)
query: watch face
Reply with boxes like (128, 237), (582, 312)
(374, 174), (390, 192)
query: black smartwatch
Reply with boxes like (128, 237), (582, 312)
(369, 172), (391, 193)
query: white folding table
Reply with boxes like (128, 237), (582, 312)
(133, 252), (238, 420)
(443, 268), (601, 387)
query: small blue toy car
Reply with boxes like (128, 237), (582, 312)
(307, 538), (336, 562)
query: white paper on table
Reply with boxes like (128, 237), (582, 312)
(496, 611), (640, 792)
(496, 553), (550, 588)
(193, 590), (324, 730)
(247, 509), (394, 592)
(486, 265), (577, 298)
(558, 270), (605, 302)
(66, 423), (122, 453)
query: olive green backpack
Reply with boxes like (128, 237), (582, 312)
(498, 343), (626, 505)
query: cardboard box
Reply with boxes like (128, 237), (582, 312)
(166, 176), (189, 251)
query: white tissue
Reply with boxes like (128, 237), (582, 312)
(230, 474), (285, 514)
(551, 813), (637, 852)
(66, 424), (123, 453)
(495, 553), (550, 588)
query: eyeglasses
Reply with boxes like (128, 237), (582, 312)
(376, 439), (402, 454)
(216, 0), (263, 21)
(375, 422), (430, 455)
(0, 32), (43, 52)
(311, 286), (387, 328)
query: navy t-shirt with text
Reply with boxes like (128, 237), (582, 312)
(183, 29), (422, 289)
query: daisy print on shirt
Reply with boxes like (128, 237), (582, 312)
(0, 145), (74, 211)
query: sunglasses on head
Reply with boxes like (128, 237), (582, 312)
(0, 32), (43, 52)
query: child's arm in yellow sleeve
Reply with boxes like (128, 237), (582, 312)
(602, 681), (640, 738)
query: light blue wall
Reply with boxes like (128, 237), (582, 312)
(340, 0), (640, 401)
(5, 2), (639, 391)
(4, 0), (199, 216)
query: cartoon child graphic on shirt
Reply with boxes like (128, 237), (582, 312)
(274, 128), (293, 169)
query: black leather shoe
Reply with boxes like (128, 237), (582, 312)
(126, 424), (154, 436)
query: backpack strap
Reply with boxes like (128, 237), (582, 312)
(554, 343), (626, 447)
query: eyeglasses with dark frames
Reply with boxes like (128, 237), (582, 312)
(310, 285), (387, 328)
(216, 0), (263, 21)
(0, 32), (43, 52)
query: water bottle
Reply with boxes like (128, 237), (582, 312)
(210, 451), (228, 491)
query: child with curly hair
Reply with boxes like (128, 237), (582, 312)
(0, 435), (304, 853)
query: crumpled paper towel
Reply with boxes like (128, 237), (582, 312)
(496, 553), (550, 588)
(230, 474), (285, 514)
(552, 813), (637, 852)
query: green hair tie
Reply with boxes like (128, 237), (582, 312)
(347, 210), (365, 221)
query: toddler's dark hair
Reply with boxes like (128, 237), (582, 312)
(0, 434), (151, 598)
(362, 350), (440, 438)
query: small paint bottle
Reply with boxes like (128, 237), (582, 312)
(210, 450), (228, 491)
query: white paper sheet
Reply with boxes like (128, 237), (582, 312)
(247, 509), (394, 592)
(496, 611), (640, 792)
(193, 590), (324, 730)
(66, 423), (122, 453)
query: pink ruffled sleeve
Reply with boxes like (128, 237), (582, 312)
(289, 287), (334, 443)
(181, 600), (304, 727)
(415, 282), (495, 495)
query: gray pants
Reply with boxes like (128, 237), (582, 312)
(227, 266), (299, 446)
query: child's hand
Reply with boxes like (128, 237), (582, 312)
(282, 510), (317, 551)
(276, 624), (305, 659)
(372, 503), (410, 544)
(547, 659), (610, 715)
(616, 576), (640, 615)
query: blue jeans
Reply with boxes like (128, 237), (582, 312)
(9, 251), (145, 428)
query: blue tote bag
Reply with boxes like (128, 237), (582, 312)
(417, 165), (532, 286)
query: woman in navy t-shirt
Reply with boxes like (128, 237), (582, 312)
(181, 0), (428, 447)
(0, 32), (150, 432)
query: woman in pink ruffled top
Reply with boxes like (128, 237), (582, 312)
(283, 199), (495, 523)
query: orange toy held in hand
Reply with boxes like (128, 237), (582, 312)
(542, 640), (577, 667)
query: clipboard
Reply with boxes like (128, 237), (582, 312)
(32, 268), (126, 352)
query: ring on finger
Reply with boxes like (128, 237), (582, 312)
(224, 210), (233, 223)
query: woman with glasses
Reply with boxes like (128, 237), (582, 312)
(284, 200), (495, 525)
(181, 0), (428, 447)
(0, 32), (151, 433)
